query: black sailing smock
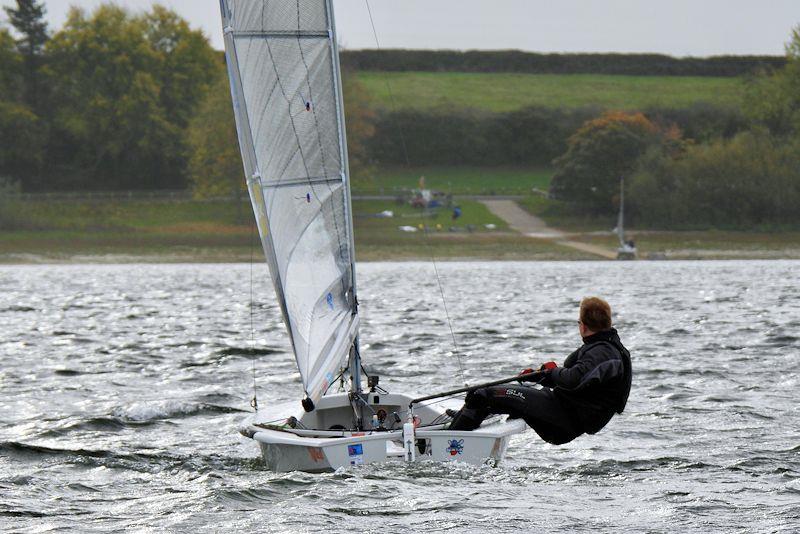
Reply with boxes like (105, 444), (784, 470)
(548, 327), (633, 434)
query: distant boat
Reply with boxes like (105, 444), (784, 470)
(219, 0), (524, 472)
(614, 177), (637, 260)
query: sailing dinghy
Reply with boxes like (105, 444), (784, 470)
(615, 178), (637, 260)
(220, 0), (525, 472)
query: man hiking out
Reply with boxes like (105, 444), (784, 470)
(448, 297), (632, 445)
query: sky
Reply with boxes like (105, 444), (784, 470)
(2, 0), (799, 57)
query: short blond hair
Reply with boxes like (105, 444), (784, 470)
(580, 297), (612, 331)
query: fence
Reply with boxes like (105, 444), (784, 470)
(8, 190), (200, 202)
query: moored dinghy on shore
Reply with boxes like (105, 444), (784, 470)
(615, 177), (637, 260)
(219, 0), (525, 472)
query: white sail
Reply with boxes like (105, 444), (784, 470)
(616, 177), (625, 247)
(220, 0), (358, 403)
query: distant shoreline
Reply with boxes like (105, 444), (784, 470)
(2, 195), (799, 264)
(2, 246), (799, 265)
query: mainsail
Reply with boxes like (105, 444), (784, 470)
(220, 0), (358, 403)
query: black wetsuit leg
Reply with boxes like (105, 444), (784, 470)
(449, 385), (584, 445)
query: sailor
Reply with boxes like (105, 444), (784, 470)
(448, 297), (632, 445)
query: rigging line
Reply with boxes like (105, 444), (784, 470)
(364, 0), (467, 386)
(423, 225), (467, 384)
(363, 0), (410, 166)
(249, 215), (259, 411)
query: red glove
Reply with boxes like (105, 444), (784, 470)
(537, 361), (558, 388)
(517, 367), (536, 383)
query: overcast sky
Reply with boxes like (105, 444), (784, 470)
(2, 0), (799, 56)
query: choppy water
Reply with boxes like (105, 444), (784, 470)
(1, 261), (799, 533)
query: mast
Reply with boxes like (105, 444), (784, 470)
(325, 0), (362, 397)
(617, 176), (626, 247)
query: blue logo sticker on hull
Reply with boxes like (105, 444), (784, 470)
(446, 439), (464, 456)
(348, 444), (363, 457)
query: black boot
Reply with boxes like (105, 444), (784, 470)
(448, 407), (484, 431)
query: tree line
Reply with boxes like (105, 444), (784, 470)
(2, 1), (798, 230)
(341, 49), (786, 77)
(1, 1), (218, 192)
(368, 103), (748, 168)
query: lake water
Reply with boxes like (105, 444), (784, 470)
(1, 261), (798, 533)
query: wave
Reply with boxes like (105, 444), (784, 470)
(34, 413), (173, 437)
(0, 305), (36, 313)
(53, 369), (84, 376)
(0, 509), (49, 518)
(180, 346), (286, 368)
(25, 400), (255, 438)
(216, 346), (284, 357)
(540, 456), (723, 479)
(762, 335), (798, 345)
(0, 441), (257, 474)
(111, 401), (248, 422)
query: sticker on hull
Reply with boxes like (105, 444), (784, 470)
(446, 439), (464, 456)
(348, 443), (364, 466)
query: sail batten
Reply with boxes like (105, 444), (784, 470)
(229, 31), (330, 38)
(221, 0), (357, 402)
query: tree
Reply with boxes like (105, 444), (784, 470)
(549, 111), (669, 213)
(3, 0), (48, 109)
(744, 24), (800, 137)
(187, 72), (244, 205)
(43, 5), (217, 190)
(0, 28), (43, 187)
(629, 132), (800, 228)
(0, 101), (44, 184)
(0, 29), (22, 101)
(143, 6), (218, 130)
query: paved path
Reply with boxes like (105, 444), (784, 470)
(481, 199), (617, 260)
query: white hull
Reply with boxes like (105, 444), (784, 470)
(240, 393), (526, 472)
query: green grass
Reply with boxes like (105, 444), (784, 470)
(354, 166), (553, 195)
(0, 198), (257, 260)
(353, 199), (508, 230)
(1, 197), (579, 262)
(356, 71), (744, 112)
(351, 199), (593, 260)
(3, 198), (251, 231)
(353, 233), (588, 261)
(4, 196), (799, 262)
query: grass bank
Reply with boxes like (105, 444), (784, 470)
(3, 183), (799, 262)
(355, 166), (552, 196)
(1, 193), (581, 262)
(356, 72), (744, 112)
